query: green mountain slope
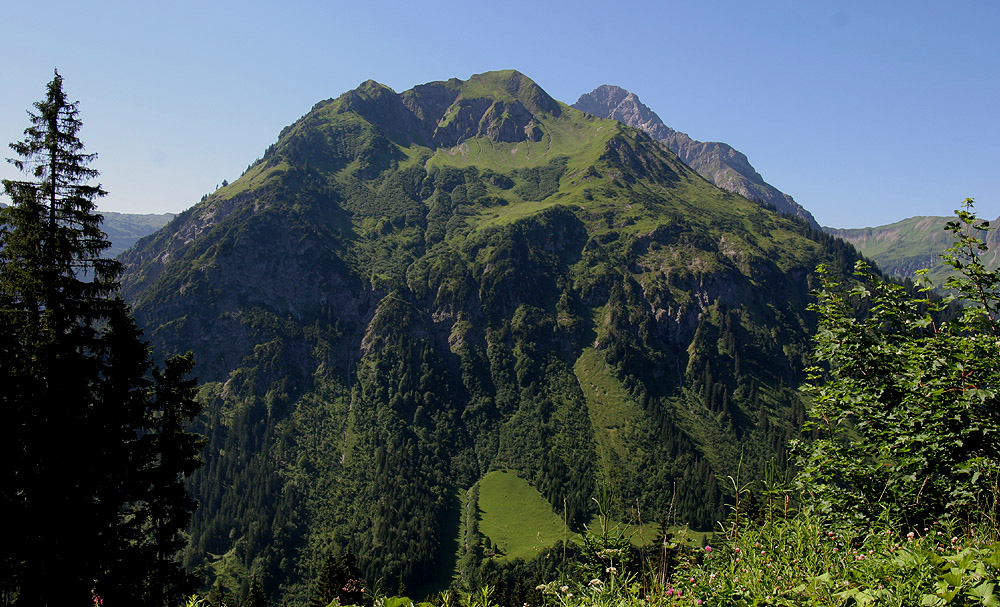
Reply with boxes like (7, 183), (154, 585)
(120, 70), (861, 602)
(825, 215), (1000, 283)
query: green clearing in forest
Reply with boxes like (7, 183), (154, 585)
(476, 470), (572, 561)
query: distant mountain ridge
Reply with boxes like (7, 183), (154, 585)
(101, 211), (175, 257)
(0, 203), (173, 257)
(573, 85), (818, 227)
(825, 214), (1000, 283)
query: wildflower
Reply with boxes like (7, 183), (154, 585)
(704, 545), (712, 553)
(589, 579), (603, 587)
(605, 567), (617, 575)
(535, 584), (547, 591)
(566, 594), (573, 599)
(734, 547), (740, 553)
(560, 586), (570, 593)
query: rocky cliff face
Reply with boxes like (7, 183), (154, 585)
(573, 85), (818, 227)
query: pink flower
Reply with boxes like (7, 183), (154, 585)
(704, 545), (712, 553)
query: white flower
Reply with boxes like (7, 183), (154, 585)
(589, 579), (603, 587)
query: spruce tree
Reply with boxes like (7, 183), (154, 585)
(1, 70), (203, 606)
(311, 547), (364, 607)
(245, 576), (268, 607)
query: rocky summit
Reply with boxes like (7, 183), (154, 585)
(573, 85), (817, 227)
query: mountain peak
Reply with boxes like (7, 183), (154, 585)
(574, 85), (676, 142)
(581, 84), (630, 105)
(461, 70), (561, 116)
(323, 70), (564, 148)
(573, 85), (818, 227)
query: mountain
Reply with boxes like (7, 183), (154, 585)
(0, 205), (173, 257)
(120, 70), (861, 602)
(573, 85), (818, 227)
(101, 211), (175, 256)
(826, 215), (1000, 283)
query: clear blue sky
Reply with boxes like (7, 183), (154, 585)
(1, 0), (996, 228)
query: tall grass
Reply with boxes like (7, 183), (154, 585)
(530, 506), (1000, 607)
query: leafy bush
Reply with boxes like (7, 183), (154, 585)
(793, 200), (1000, 530)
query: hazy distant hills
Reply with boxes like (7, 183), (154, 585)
(117, 70), (863, 600)
(0, 203), (173, 258)
(100, 211), (175, 257)
(573, 85), (818, 228)
(825, 214), (1000, 283)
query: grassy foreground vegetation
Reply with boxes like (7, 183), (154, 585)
(180, 508), (999, 607)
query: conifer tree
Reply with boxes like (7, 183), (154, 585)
(311, 547), (364, 607)
(208, 581), (231, 607)
(0, 70), (202, 606)
(245, 576), (268, 607)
